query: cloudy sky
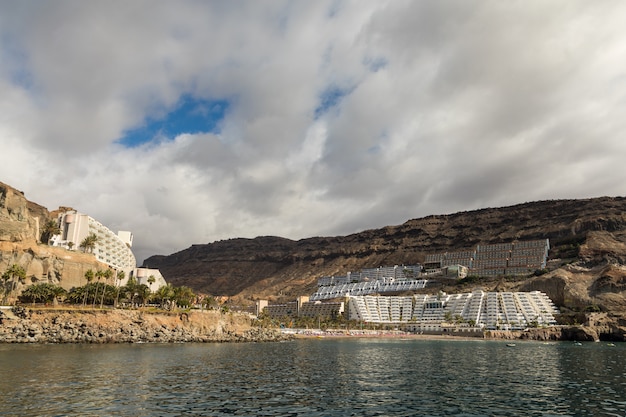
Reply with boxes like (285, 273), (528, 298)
(1, 1), (625, 264)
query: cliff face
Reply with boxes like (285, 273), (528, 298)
(0, 182), (48, 242)
(0, 181), (108, 294)
(144, 197), (626, 301)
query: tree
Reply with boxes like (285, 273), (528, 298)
(83, 269), (95, 306)
(100, 269), (113, 308)
(172, 286), (196, 309)
(154, 284), (174, 309)
(115, 270), (125, 307)
(93, 270), (105, 307)
(2, 264), (26, 304)
(51, 284), (66, 305)
(19, 283), (66, 305)
(147, 275), (156, 289)
(203, 295), (219, 310)
(67, 242), (74, 250)
(79, 233), (99, 254)
(123, 275), (138, 306)
(134, 284), (151, 307)
(40, 219), (60, 244)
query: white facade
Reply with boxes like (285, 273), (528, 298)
(347, 290), (559, 330)
(135, 267), (167, 292)
(50, 210), (137, 277)
(310, 279), (429, 301)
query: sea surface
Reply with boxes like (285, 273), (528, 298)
(0, 338), (624, 416)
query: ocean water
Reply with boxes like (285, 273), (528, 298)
(0, 339), (624, 416)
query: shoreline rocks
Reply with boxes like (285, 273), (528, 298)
(0, 307), (292, 344)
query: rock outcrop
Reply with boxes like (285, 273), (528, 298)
(0, 182), (109, 296)
(0, 307), (290, 344)
(0, 181), (48, 242)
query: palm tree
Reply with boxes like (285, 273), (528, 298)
(67, 242), (74, 250)
(40, 219), (60, 244)
(135, 284), (151, 307)
(147, 275), (156, 291)
(100, 269), (113, 308)
(154, 284), (174, 310)
(83, 269), (95, 306)
(115, 270), (125, 307)
(19, 282), (58, 305)
(93, 270), (104, 307)
(1, 264), (26, 304)
(51, 285), (66, 305)
(1, 274), (10, 305)
(79, 233), (99, 254)
(172, 286), (196, 309)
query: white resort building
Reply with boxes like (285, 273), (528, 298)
(49, 210), (164, 289)
(136, 267), (168, 292)
(312, 265), (430, 301)
(347, 290), (559, 331)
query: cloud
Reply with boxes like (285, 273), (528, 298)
(1, 1), (625, 264)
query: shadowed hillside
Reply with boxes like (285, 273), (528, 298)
(144, 197), (626, 303)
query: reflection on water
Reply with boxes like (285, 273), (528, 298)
(0, 340), (624, 416)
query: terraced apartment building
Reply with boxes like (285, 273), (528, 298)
(424, 239), (550, 277)
(347, 290), (558, 331)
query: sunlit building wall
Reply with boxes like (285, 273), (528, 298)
(50, 210), (136, 278)
(347, 290), (558, 331)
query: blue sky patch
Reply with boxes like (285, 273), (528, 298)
(118, 96), (229, 147)
(314, 85), (353, 119)
(363, 56), (388, 73)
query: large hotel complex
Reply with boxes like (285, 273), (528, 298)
(45, 213), (559, 332)
(49, 209), (166, 290)
(259, 239), (559, 332)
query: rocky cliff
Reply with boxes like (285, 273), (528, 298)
(0, 181), (48, 242)
(0, 181), (107, 295)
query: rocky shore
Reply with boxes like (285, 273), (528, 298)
(0, 307), (292, 344)
(484, 327), (604, 342)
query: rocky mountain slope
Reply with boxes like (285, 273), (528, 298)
(0, 182), (105, 294)
(145, 197), (626, 299)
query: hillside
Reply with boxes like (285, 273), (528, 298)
(0, 181), (106, 294)
(2, 177), (626, 333)
(144, 197), (626, 303)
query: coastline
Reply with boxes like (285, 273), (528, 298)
(286, 328), (484, 341)
(0, 306), (605, 344)
(284, 326), (602, 342)
(0, 307), (290, 344)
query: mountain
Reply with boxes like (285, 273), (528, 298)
(144, 197), (626, 302)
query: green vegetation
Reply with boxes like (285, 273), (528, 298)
(2, 264), (26, 304)
(253, 312), (359, 331)
(2, 267), (199, 312)
(79, 232), (99, 253)
(19, 283), (67, 304)
(40, 219), (60, 244)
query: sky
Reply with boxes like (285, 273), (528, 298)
(1, 1), (625, 265)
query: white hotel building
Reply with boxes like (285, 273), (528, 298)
(50, 210), (137, 281)
(347, 290), (559, 331)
